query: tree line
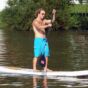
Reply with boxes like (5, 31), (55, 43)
(0, 0), (88, 30)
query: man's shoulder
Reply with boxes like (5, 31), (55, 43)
(32, 19), (38, 25)
(32, 19), (36, 26)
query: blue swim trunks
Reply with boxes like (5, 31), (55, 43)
(34, 38), (50, 58)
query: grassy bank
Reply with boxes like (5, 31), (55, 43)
(70, 4), (88, 13)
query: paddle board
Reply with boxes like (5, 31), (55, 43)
(0, 66), (88, 77)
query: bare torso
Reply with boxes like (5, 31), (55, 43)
(32, 19), (46, 38)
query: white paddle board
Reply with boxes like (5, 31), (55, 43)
(0, 66), (88, 77)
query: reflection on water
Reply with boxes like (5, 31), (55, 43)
(0, 75), (88, 88)
(33, 76), (48, 88)
(33, 76), (88, 88)
(0, 29), (88, 88)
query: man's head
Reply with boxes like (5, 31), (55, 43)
(35, 8), (45, 20)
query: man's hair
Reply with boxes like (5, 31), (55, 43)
(35, 8), (44, 17)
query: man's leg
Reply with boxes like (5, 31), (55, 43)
(44, 57), (48, 71)
(44, 57), (52, 72)
(33, 57), (38, 71)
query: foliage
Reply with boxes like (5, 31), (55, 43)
(1, 0), (88, 30)
(68, 15), (80, 29)
(0, 12), (2, 27)
(70, 4), (88, 13)
(1, 0), (71, 30)
(0, 12), (7, 28)
(69, 4), (88, 29)
(2, 0), (36, 30)
(79, 16), (88, 29)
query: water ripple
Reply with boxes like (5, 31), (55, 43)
(0, 30), (8, 65)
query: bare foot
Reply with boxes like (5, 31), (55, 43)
(44, 68), (53, 72)
(47, 68), (53, 72)
(33, 69), (40, 72)
(44, 68), (47, 72)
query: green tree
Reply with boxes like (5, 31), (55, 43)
(1, 0), (73, 30)
(2, 0), (35, 30)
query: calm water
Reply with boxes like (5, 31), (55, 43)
(0, 29), (88, 88)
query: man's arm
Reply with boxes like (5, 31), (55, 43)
(51, 9), (56, 23)
(33, 20), (52, 30)
(44, 9), (56, 24)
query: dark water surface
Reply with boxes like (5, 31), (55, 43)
(0, 29), (88, 88)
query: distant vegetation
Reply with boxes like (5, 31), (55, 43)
(69, 4), (88, 29)
(0, 12), (5, 28)
(0, 0), (88, 30)
(70, 4), (88, 13)
(0, 12), (2, 28)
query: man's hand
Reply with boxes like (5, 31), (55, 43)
(52, 9), (56, 15)
(51, 9), (56, 23)
(48, 24), (52, 27)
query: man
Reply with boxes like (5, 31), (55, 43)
(32, 8), (56, 71)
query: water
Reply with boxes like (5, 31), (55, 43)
(0, 29), (88, 88)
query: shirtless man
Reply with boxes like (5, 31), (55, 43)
(32, 8), (56, 71)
